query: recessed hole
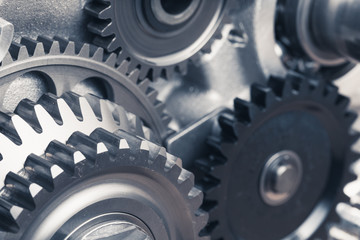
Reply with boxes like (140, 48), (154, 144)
(160, 0), (192, 14)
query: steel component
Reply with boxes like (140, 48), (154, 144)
(85, 0), (234, 80)
(0, 18), (14, 63)
(0, 36), (169, 139)
(195, 74), (359, 240)
(0, 128), (208, 239)
(259, 150), (303, 206)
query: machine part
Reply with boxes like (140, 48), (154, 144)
(275, 0), (356, 80)
(0, 36), (170, 139)
(0, 18), (14, 63)
(0, 128), (208, 240)
(0, 91), (158, 197)
(85, 0), (234, 80)
(195, 75), (359, 239)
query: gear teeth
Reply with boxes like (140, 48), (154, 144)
(117, 60), (130, 73)
(14, 99), (42, 133)
(138, 79), (150, 93)
(90, 47), (105, 62)
(4, 172), (35, 210)
(105, 53), (117, 67)
(37, 93), (63, 125)
(250, 84), (276, 109)
(53, 36), (75, 55)
(83, 94), (103, 121)
(268, 76), (295, 98)
(325, 84), (340, 104)
(61, 92), (84, 121)
(335, 95), (351, 111)
(0, 198), (18, 233)
(234, 98), (258, 124)
(9, 42), (29, 61)
(146, 87), (158, 104)
(128, 69), (141, 84)
(1, 52), (14, 66)
(19, 37), (45, 57)
(67, 132), (100, 163)
(218, 112), (238, 142)
(289, 74), (310, 94)
(45, 141), (78, 174)
(24, 154), (55, 191)
(344, 112), (358, 128)
(36, 36), (61, 55)
(177, 170), (195, 194)
(198, 174), (220, 193)
(90, 128), (130, 156)
(0, 112), (22, 145)
(155, 101), (166, 116)
(84, 1), (112, 19)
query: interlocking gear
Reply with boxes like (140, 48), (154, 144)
(0, 127), (208, 239)
(0, 36), (170, 139)
(85, 0), (234, 80)
(195, 74), (359, 239)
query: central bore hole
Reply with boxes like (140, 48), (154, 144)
(160, 0), (193, 14)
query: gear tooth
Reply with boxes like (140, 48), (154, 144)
(154, 100), (166, 116)
(0, 198), (19, 233)
(138, 78), (150, 93)
(91, 128), (132, 155)
(234, 98), (258, 124)
(288, 73), (310, 94)
(146, 87), (158, 104)
(83, 94), (103, 121)
(45, 141), (78, 174)
(197, 174), (220, 194)
(24, 154), (55, 191)
(344, 111), (358, 128)
(36, 36), (54, 54)
(128, 68), (140, 83)
(335, 94), (350, 111)
(161, 114), (172, 127)
(176, 61), (188, 75)
(19, 37), (45, 57)
(0, 112), (22, 145)
(201, 41), (213, 54)
(53, 36), (75, 55)
(194, 209), (210, 235)
(219, 112), (238, 141)
(14, 99), (42, 133)
(188, 187), (204, 209)
(105, 53), (117, 67)
(350, 131), (360, 146)
(268, 76), (288, 97)
(4, 172), (35, 210)
(324, 84), (339, 104)
(88, 20), (114, 37)
(251, 83), (276, 108)
(77, 43), (91, 58)
(37, 93), (63, 125)
(9, 42), (29, 61)
(117, 60), (130, 73)
(91, 47), (105, 62)
(152, 68), (163, 81)
(67, 132), (100, 163)
(178, 169), (195, 191)
(1, 51), (14, 66)
(85, 1), (112, 19)
(61, 92), (83, 121)
(93, 35), (118, 52)
(164, 66), (175, 80)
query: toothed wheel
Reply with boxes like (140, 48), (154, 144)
(196, 74), (359, 239)
(85, 0), (235, 80)
(0, 128), (208, 240)
(0, 36), (170, 139)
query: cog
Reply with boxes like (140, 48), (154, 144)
(0, 36), (170, 139)
(195, 74), (359, 239)
(0, 128), (209, 239)
(85, 0), (234, 80)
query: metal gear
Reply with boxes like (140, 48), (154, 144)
(85, 0), (234, 80)
(0, 127), (208, 239)
(0, 36), (170, 139)
(195, 74), (359, 239)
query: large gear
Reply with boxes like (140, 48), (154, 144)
(0, 128), (208, 239)
(0, 36), (170, 139)
(195, 74), (359, 239)
(85, 0), (234, 80)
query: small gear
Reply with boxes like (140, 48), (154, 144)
(0, 36), (170, 139)
(85, 0), (234, 80)
(195, 74), (359, 239)
(0, 128), (208, 239)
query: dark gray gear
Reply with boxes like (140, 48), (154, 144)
(0, 36), (170, 139)
(85, 0), (234, 80)
(196, 74), (359, 239)
(0, 127), (209, 240)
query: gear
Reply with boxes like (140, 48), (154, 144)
(329, 161), (360, 240)
(0, 36), (170, 139)
(0, 127), (208, 239)
(85, 0), (234, 80)
(195, 74), (359, 239)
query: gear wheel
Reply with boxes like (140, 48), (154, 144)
(195, 74), (359, 239)
(0, 36), (170, 139)
(0, 127), (208, 239)
(329, 161), (360, 240)
(85, 0), (234, 80)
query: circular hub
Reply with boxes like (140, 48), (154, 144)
(260, 150), (303, 206)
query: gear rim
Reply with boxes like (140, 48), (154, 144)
(196, 74), (359, 240)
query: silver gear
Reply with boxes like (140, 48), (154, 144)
(85, 0), (235, 80)
(0, 36), (170, 139)
(0, 128), (208, 239)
